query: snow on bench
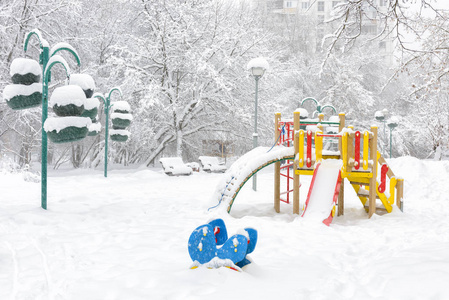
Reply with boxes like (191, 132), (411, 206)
(160, 157), (193, 176)
(199, 156), (227, 173)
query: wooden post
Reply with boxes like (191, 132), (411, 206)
(274, 113), (281, 213)
(348, 125), (355, 160)
(293, 111), (300, 214)
(318, 113), (324, 123)
(338, 113), (345, 153)
(338, 113), (345, 216)
(396, 178), (404, 211)
(368, 126), (378, 218)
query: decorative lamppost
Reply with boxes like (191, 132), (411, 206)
(247, 57), (269, 191)
(94, 87), (123, 178)
(20, 29), (81, 210)
(387, 116), (399, 158)
(375, 108), (389, 155)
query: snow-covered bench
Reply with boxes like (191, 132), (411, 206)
(160, 157), (193, 176)
(186, 162), (200, 172)
(199, 156), (227, 173)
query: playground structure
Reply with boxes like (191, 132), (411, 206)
(213, 109), (404, 225)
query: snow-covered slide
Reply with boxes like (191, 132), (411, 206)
(301, 159), (342, 226)
(211, 146), (294, 213)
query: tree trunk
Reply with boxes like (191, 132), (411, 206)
(176, 128), (183, 158)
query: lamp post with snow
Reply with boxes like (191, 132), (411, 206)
(387, 117), (399, 159)
(247, 57), (269, 191)
(23, 29), (81, 210)
(375, 109), (389, 155)
(94, 87), (123, 178)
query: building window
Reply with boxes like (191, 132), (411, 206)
(317, 14), (325, 24)
(379, 41), (386, 50)
(332, 1), (340, 8)
(317, 1), (324, 12)
(286, 1), (292, 8)
(362, 25), (377, 35)
(302, 2), (309, 9)
(379, 0), (386, 6)
(274, 0), (284, 9)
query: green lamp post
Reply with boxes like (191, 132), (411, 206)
(247, 57), (269, 192)
(23, 29), (81, 210)
(387, 117), (399, 159)
(375, 109), (389, 156)
(94, 87), (123, 178)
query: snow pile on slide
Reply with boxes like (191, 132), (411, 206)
(210, 146), (294, 211)
(301, 159), (342, 223)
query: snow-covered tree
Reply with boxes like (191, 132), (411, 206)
(107, 0), (271, 164)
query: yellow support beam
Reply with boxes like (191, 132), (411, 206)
(315, 130), (323, 163)
(342, 171), (373, 179)
(299, 130), (304, 168)
(295, 169), (314, 176)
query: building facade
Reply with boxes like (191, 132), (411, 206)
(254, 0), (396, 62)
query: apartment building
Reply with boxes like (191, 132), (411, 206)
(254, 0), (395, 62)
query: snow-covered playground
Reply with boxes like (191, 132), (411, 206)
(1, 155), (448, 300)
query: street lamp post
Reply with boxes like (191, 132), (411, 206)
(247, 57), (269, 191)
(375, 109), (389, 156)
(23, 29), (81, 209)
(94, 87), (123, 178)
(387, 117), (399, 159)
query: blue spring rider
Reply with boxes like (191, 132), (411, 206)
(188, 218), (257, 271)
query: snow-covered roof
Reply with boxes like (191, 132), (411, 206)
(68, 74), (96, 90)
(10, 58), (41, 76)
(49, 85), (86, 107)
(44, 116), (92, 133)
(246, 57), (269, 71)
(3, 83), (42, 100)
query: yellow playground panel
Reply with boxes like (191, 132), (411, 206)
(274, 111), (404, 218)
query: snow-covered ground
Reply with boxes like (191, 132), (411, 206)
(1, 156), (448, 299)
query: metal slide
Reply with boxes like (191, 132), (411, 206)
(301, 159), (342, 226)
